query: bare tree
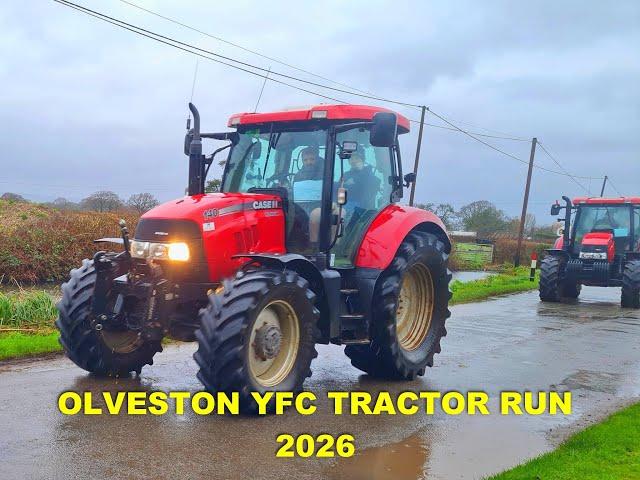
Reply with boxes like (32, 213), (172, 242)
(415, 202), (458, 229)
(50, 197), (79, 210)
(80, 191), (123, 212)
(127, 192), (159, 214)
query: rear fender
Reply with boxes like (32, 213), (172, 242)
(354, 205), (451, 270)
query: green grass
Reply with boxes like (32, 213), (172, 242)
(0, 290), (58, 328)
(0, 290), (61, 360)
(451, 266), (538, 305)
(0, 332), (60, 360)
(487, 402), (640, 479)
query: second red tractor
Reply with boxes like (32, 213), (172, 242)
(56, 103), (452, 411)
(540, 196), (640, 307)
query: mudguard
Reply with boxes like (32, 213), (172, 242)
(233, 253), (339, 344)
(355, 204), (451, 270)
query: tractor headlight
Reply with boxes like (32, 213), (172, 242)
(579, 251), (607, 260)
(130, 240), (190, 262)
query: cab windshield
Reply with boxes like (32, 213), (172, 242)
(222, 126), (328, 253)
(573, 205), (633, 252)
(222, 127), (327, 195)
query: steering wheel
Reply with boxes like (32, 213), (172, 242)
(267, 172), (296, 188)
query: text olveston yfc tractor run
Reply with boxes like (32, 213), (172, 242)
(56, 104), (453, 412)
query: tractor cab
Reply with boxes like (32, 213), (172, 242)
(541, 196), (640, 307)
(218, 105), (410, 265)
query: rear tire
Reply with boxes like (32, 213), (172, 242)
(55, 259), (162, 376)
(621, 260), (640, 309)
(194, 269), (319, 413)
(344, 231), (451, 380)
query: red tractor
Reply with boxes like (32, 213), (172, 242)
(540, 196), (640, 308)
(56, 103), (452, 410)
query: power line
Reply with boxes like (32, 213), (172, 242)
(117, 0), (533, 143)
(53, 0), (349, 105)
(118, 0), (378, 98)
(54, 2), (539, 143)
(607, 178), (624, 196)
(425, 107), (603, 180)
(55, 0), (421, 109)
(536, 142), (591, 194)
(409, 118), (530, 141)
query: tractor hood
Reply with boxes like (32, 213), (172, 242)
(141, 192), (283, 228)
(134, 192), (286, 281)
(580, 232), (615, 262)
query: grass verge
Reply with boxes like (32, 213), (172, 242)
(0, 290), (60, 360)
(487, 402), (640, 479)
(0, 331), (60, 361)
(450, 266), (538, 305)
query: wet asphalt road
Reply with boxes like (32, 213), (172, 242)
(1, 286), (639, 480)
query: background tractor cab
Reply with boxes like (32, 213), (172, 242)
(56, 103), (453, 411)
(541, 196), (640, 307)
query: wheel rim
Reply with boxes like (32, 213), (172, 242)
(248, 300), (300, 387)
(396, 263), (435, 352)
(100, 330), (141, 354)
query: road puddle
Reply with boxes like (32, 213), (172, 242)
(327, 434), (429, 480)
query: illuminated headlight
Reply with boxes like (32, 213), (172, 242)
(579, 251), (607, 260)
(130, 240), (190, 262)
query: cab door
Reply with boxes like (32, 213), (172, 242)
(330, 126), (399, 267)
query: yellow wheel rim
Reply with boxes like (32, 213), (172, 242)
(396, 263), (434, 351)
(100, 330), (141, 354)
(248, 300), (300, 387)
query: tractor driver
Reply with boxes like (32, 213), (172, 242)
(294, 146), (324, 181)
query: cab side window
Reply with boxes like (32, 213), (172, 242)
(331, 127), (395, 266)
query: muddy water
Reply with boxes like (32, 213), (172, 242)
(0, 286), (638, 479)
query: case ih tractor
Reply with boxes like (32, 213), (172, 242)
(540, 196), (640, 308)
(56, 103), (452, 410)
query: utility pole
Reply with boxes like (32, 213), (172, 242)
(409, 105), (427, 206)
(515, 137), (537, 267)
(600, 175), (608, 197)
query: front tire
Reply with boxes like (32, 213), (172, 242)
(539, 256), (562, 302)
(55, 259), (162, 376)
(345, 231), (451, 379)
(194, 269), (319, 413)
(621, 260), (640, 309)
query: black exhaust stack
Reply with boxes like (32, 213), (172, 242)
(561, 196), (572, 250)
(187, 103), (204, 196)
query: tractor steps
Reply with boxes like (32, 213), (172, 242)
(339, 313), (369, 344)
(340, 288), (359, 295)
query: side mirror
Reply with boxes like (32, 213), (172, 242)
(551, 204), (561, 216)
(341, 141), (358, 154)
(370, 112), (397, 147)
(337, 187), (348, 206)
(403, 172), (416, 187)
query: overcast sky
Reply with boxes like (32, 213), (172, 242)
(1, 0), (638, 221)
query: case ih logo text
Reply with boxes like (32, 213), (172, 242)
(253, 200), (280, 210)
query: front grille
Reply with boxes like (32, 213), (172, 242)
(134, 218), (209, 282)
